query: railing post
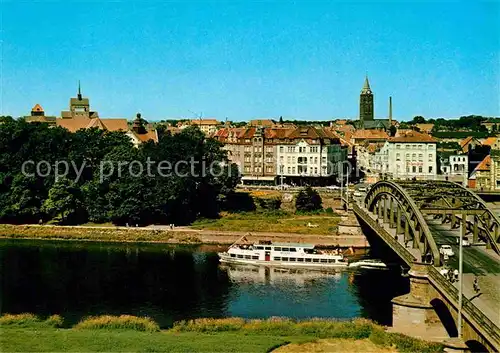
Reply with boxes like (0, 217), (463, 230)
(397, 207), (402, 234)
(389, 197), (396, 228)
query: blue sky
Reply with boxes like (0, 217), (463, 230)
(1, 1), (499, 121)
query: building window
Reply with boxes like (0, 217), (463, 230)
(418, 154), (423, 161)
(396, 153), (401, 161)
(412, 153), (416, 160)
(429, 166), (433, 173)
(419, 166), (423, 173)
(396, 144), (401, 149)
(412, 166), (416, 173)
(407, 166), (410, 173)
(279, 146), (284, 152)
(429, 144), (435, 149)
(292, 167), (296, 174)
(287, 167), (291, 174)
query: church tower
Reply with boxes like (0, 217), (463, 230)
(359, 76), (374, 127)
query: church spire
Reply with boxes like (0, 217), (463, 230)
(77, 80), (82, 100)
(361, 75), (372, 94)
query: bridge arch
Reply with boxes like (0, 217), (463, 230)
(364, 181), (441, 266)
(430, 298), (458, 337)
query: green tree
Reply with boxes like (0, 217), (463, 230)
(295, 187), (322, 212)
(42, 178), (85, 224)
(411, 116), (426, 124)
(389, 125), (397, 137)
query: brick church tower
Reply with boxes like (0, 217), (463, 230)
(359, 76), (374, 128)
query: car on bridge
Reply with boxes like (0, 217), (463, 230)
(456, 237), (471, 247)
(439, 245), (455, 257)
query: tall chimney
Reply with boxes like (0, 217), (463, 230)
(389, 96), (393, 125)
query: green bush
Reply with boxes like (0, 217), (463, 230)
(255, 197), (282, 211)
(369, 327), (443, 353)
(74, 315), (160, 332)
(295, 187), (322, 212)
(0, 313), (63, 328)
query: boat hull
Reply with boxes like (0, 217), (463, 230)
(218, 253), (349, 269)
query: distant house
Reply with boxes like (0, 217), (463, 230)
(415, 123), (434, 134)
(24, 104), (57, 125)
(248, 119), (276, 128)
(469, 155), (491, 190)
(460, 136), (481, 153)
(183, 119), (222, 136)
(126, 114), (159, 147)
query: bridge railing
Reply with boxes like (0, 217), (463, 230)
(352, 202), (416, 265)
(428, 266), (500, 346)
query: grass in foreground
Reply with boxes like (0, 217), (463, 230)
(1, 329), (291, 353)
(0, 314), (444, 353)
(191, 212), (340, 235)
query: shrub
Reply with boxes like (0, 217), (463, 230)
(0, 313), (63, 328)
(74, 315), (160, 332)
(255, 197), (282, 211)
(45, 314), (64, 328)
(325, 207), (334, 214)
(171, 318), (246, 333)
(295, 187), (322, 212)
(369, 327), (443, 353)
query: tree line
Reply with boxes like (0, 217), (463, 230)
(0, 117), (240, 225)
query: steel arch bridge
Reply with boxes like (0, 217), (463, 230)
(357, 180), (500, 267)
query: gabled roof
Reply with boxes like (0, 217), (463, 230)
(388, 130), (436, 143)
(474, 155), (491, 172)
(248, 119), (276, 127)
(31, 104), (44, 112)
(460, 136), (474, 148)
(56, 118), (128, 133)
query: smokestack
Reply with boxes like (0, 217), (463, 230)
(389, 96), (393, 125)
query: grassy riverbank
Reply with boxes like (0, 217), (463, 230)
(0, 314), (443, 353)
(191, 211), (341, 235)
(0, 224), (187, 243)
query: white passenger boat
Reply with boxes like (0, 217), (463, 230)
(218, 238), (349, 269)
(348, 259), (387, 269)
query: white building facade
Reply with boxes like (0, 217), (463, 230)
(373, 132), (438, 180)
(276, 140), (346, 178)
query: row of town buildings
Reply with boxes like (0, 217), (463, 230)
(22, 79), (500, 190)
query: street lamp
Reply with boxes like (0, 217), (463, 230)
(457, 216), (464, 337)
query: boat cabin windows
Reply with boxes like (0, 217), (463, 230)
(328, 259), (336, 263)
(282, 257), (289, 261)
(305, 258), (312, 262)
(289, 248), (297, 252)
(252, 255), (259, 260)
(237, 254), (243, 258)
(230, 254), (236, 257)
(289, 258), (296, 262)
(320, 259), (327, 263)
(282, 248), (289, 252)
(274, 257), (281, 261)
(265, 247), (271, 250)
(297, 258), (304, 262)
(274, 247), (281, 251)
(245, 255), (252, 259)
(255, 246), (264, 250)
(313, 258), (319, 263)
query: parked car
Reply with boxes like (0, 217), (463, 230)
(326, 185), (340, 190)
(439, 245), (455, 257)
(456, 237), (471, 247)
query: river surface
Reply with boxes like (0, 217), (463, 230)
(0, 239), (409, 328)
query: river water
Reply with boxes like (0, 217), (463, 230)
(0, 239), (409, 328)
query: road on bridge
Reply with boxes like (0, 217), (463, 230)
(426, 218), (500, 326)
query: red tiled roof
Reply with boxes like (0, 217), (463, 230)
(474, 155), (491, 172)
(388, 130), (436, 143)
(482, 137), (497, 146)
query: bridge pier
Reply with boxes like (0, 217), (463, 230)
(392, 264), (451, 340)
